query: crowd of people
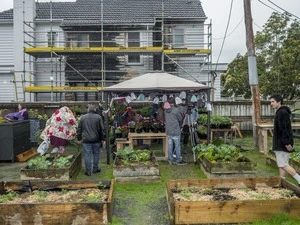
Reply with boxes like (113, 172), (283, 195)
(3, 92), (299, 186)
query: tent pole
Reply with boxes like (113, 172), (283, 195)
(105, 92), (110, 164)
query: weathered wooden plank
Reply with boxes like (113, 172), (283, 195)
(0, 180), (114, 225)
(16, 148), (38, 162)
(175, 200), (300, 224)
(166, 177), (300, 225)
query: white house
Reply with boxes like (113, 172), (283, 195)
(0, 0), (225, 102)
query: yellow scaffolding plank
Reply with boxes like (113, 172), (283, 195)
(24, 46), (164, 53)
(24, 46), (210, 55)
(25, 86), (104, 93)
(164, 49), (211, 54)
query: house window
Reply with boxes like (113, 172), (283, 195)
(173, 29), (184, 48)
(127, 32), (141, 64)
(47, 31), (57, 47)
(66, 33), (89, 47)
(78, 34), (89, 47)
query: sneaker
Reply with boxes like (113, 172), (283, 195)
(58, 146), (65, 153)
(93, 169), (101, 173)
(84, 172), (91, 176)
(172, 154), (176, 158)
(177, 160), (187, 165)
(51, 147), (59, 153)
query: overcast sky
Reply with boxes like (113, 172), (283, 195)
(1, 0), (299, 64)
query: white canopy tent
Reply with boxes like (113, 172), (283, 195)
(104, 72), (211, 93)
(103, 72), (212, 164)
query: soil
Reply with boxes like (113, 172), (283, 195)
(172, 186), (299, 202)
(3, 188), (109, 203)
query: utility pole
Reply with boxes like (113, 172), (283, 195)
(243, 0), (261, 149)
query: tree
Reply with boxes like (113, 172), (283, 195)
(221, 54), (265, 99)
(221, 12), (300, 100)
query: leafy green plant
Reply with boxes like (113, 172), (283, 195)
(69, 105), (87, 115)
(27, 154), (52, 169)
(193, 144), (242, 162)
(140, 106), (152, 117)
(135, 122), (143, 130)
(52, 155), (73, 168)
(197, 114), (232, 127)
(32, 190), (48, 202)
(115, 147), (152, 166)
(0, 191), (17, 203)
(27, 154), (74, 169)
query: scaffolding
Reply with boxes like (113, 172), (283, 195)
(20, 0), (212, 101)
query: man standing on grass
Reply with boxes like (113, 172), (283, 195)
(77, 104), (104, 176)
(165, 97), (186, 165)
(270, 93), (300, 186)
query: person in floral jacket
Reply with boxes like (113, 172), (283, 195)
(41, 106), (77, 153)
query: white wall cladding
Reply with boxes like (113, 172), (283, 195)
(0, 74), (15, 102)
(0, 24), (14, 66)
(0, 24), (14, 101)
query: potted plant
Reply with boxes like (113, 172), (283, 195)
(142, 120), (151, 133)
(135, 122), (143, 133)
(197, 125), (207, 139)
(151, 120), (159, 133)
(120, 125), (129, 138)
(128, 121), (136, 133)
(115, 126), (122, 138)
(157, 121), (165, 133)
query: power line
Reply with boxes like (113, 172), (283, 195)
(257, 0), (299, 21)
(214, 0), (233, 70)
(213, 17), (243, 40)
(267, 0), (300, 20)
(253, 22), (263, 30)
(257, 0), (281, 14)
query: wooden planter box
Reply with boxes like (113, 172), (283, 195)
(113, 152), (160, 182)
(266, 151), (300, 173)
(166, 177), (300, 225)
(0, 179), (114, 225)
(0, 120), (31, 162)
(20, 151), (82, 181)
(198, 156), (257, 178)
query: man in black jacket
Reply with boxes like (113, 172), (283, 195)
(270, 93), (300, 186)
(77, 104), (104, 176)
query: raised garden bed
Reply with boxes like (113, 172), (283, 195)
(166, 177), (300, 225)
(195, 144), (256, 178)
(0, 179), (114, 225)
(113, 148), (160, 182)
(20, 151), (82, 181)
(198, 155), (257, 178)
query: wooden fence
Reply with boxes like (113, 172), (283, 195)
(212, 101), (298, 130)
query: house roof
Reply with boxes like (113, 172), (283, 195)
(0, 0), (206, 25)
(104, 72), (211, 93)
(0, 9), (13, 20)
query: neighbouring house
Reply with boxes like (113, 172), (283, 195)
(0, 0), (225, 102)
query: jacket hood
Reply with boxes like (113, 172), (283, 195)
(277, 106), (291, 115)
